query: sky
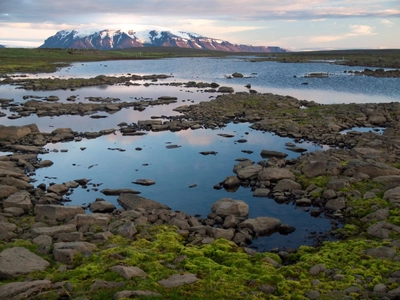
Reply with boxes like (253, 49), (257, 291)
(0, 0), (399, 50)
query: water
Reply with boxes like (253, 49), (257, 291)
(1, 57), (399, 251)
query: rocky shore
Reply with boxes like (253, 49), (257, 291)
(1, 89), (400, 298)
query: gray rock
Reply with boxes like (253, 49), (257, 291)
(305, 290), (321, 299)
(309, 264), (326, 276)
(384, 186), (400, 202)
(325, 198), (346, 211)
(239, 217), (281, 235)
(3, 206), (25, 217)
(118, 193), (170, 211)
(236, 164), (262, 180)
(0, 184), (17, 199)
(0, 280), (51, 299)
(3, 190), (32, 212)
(133, 179), (156, 186)
(223, 214), (239, 229)
(90, 280), (125, 291)
(114, 290), (161, 299)
(170, 218), (190, 230)
(210, 198), (249, 218)
(109, 265), (147, 279)
(75, 213), (110, 227)
(53, 242), (97, 264)
(260, 150), (288, 158)
(207, 227), (235, 240)
(47, 183), (69, 195)
(89, 199), (116, 213)
(31, 224), (77, 238)
(364, 246), (397, 258)
(0, 247), (50, 279)
(296, 198), (312, 206)
(273, 179), (301, 192)
(222, 176), (241, 188)
(367, 221), (400, 239)
(117, 221), (137, 238)
(158, 273), (198, 288)
(361, 207), (390, 223)
(253, 188), (271, 197)
(101, 188), (141, 195)
(258, 284), (276, 295)
(258, 167), (295, 182)
(34, 204), (85, 221)
(373, 283), (387, 293)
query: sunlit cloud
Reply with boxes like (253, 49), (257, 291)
(380, 19), (394, 27)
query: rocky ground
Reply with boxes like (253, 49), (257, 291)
(1, 87), (400, 298)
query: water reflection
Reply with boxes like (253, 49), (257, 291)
(35, 123), (330, 251)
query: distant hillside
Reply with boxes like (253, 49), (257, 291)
(0, 45), (5, 48)
(40, 29), (287, 53)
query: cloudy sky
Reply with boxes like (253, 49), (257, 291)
(0, 0), (399, 50)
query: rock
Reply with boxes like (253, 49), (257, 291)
(223, 214), (239, 229)
(207, 227), (235, 240)
(295, 198), (312, 206)
(34, 204), (85, 221)
(0, 280), (51, 299)
(114, 290), (162, 299)
(90, 280), (125, 291)
(53, 242), (97, 264)
(383, 186), (400, 203)
(0, 247), (49, 279)
(210, 198), (249, 218)
(218, 86), (234, 93)
(89, 198), (116, 213)
(109, 265), (147, 279)
(222, 176), (241, 188)
(273, 179), (301, 192)
(0, 184), (18, 199)
(309, 264), (326, 276)
(3, 206), (25, 217)
(325, 198), (346, 211)
(3, 190), (32, 212)
(133, 179), (156, 186)
(237, 164), (262, 180)
(253, 188), (271, 197)
(260, 150), (288, 158)
(367, 221), (400, 239)
(31, 224), (77, 238)
(239, 217), (281, 235)
(0, 124), (38, 143)
(278, 224), (296, 235)
(101, 188), (141, 195)
(361, 207), (390, 223)
(373, 283), (387, 293)
(305, 290), (321, 300)
(117, 221), (138, 238)
(258, 167), (295, 182)
(232, 72), (244, 78)
(158, 273), (198, 288)
(75, 213), (110, 227)
(117, 193), (170, 211)
(326, 178), (350, 190)
(343, 161), (400, 178)
(364, 246), (397, 258)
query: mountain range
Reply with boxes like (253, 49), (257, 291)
(39, 29), (287, 53)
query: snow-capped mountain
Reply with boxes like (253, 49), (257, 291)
(39, 29), (287, 53)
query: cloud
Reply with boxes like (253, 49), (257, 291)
(380, 19), (394, 27)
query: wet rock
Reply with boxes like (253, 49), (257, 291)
(222, 176), (241, 188)
(0, 247), (49, 279)
(253, 188), (271, 197)
(100, 188), (141, 195)
(260, 150), (288, 158)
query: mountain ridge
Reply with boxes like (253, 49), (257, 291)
(39, 29), (287, 53)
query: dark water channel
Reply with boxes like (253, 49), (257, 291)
(1, 57), (399, 251)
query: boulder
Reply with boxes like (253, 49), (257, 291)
(47, 183), (69, 195)
(101, 188), (141, 195)
(222, 176), (241, 188)
(253, 188), (271, 197)
(260, 150), (288, 158)
(34, 205), (85, 221)
(117, 193), (170, 211)
(3, 190), (32, 212)
(75, 214), (110, 227)
(31, 224), (77, 238)
(0, 280), (51, 299)
(239, 217), (281, 235)
(273, 179), (301, 192)
(89, 198), (116, 213)
(258, 167), (295, 182)
(53, 242), (97, 264)
(0, 247), (49, 279)
(0, 184), (18, 199)
(384, 187), (400, 203)
(236, 165), (262, 180)
(210, 198), (249, 218)
(0, 124), (38, 143)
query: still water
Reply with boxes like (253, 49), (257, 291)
(1, 57), (399, 251)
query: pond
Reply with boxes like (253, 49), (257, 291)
(1, 57), (399, 251)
